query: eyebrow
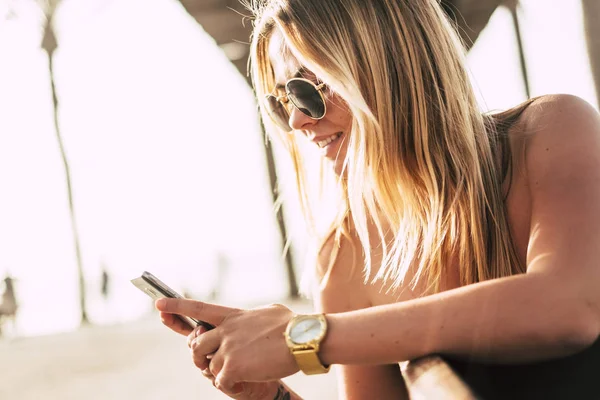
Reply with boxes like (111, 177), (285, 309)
(275, 67), (307, 90)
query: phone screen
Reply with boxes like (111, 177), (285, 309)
(131, 271), (215, 331)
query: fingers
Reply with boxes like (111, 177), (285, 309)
(192, 330), (246, 399)
(208, 351), (223, 377)
(155, 298), (234, 327)
(190, 328), (221, 370)
(187, 325), (209, 348)
(207, 352), (240, 395)
(187, 325), (211, 371)
(160, 312), (193, 336)
(201, 367), (215, 382)
(209, 353), (238, 394)
(215, 368), (239, 395)
(201, 367), (244, 398)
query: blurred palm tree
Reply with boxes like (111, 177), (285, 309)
(39, 0), (89, 324)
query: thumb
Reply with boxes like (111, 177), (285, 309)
(155, 298), (235, 327)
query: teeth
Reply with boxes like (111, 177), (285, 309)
(317, 132), (342, 148)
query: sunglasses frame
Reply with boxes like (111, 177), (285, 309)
(264, 77), (327, 131)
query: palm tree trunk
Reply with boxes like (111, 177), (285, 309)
(582, 0), (600, 107)
(41, 14), (89, 324)
(264, 142), (299, 298)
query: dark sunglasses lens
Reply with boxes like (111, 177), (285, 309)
(265, 95), (291, 131)
(286, 80), (325, 119)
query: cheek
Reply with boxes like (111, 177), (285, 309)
(327, 96), (353, 128)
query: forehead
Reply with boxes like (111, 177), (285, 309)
(267, 28), (304, 87)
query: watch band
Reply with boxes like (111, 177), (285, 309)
(285, 314), (330, 375)
(292, 347), (330, 375)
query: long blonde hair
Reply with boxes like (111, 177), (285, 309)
(247, 0), (527, 295)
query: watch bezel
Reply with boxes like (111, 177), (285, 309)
(284, 314), (328, 347)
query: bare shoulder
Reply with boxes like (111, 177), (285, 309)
(515, 94), (600, 281)
(519, 94), (600, 178)
(521, 94), (600, 147)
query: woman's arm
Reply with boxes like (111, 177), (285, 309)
(322, 271), (596, 365)
(321, 94), (600, 365)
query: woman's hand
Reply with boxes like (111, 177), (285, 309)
(188, 325), (281, 400)
(155, 298), (300, 392)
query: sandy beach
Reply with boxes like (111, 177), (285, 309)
(0, 301), (338, 400)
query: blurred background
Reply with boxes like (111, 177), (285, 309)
(0, 0), (598, 398)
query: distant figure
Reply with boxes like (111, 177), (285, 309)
(100, 268), (110, 299)
(0, 276), (18, 337)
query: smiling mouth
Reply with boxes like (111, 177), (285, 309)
(317, 132), (343, 148)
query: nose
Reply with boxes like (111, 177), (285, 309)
(288, 105), (318, 133)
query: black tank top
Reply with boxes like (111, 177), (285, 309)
(447, 338), (600, 400)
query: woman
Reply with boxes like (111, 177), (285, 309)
(156, 0), (600, 398)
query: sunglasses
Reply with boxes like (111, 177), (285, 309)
(264, 78), (327, 132)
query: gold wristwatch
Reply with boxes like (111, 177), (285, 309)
(284, 313), (330, 375)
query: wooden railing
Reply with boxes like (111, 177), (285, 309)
(402, 356), (477, 400)
(401, 338), (599, 400)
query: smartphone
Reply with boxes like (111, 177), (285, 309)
(131, 271), (215, 331)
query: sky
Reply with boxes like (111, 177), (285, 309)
(0, 0), (596, 336)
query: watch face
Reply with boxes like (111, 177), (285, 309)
(289, 317), (324, 344)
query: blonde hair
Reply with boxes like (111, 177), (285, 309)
(247, 0), (527, 295)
